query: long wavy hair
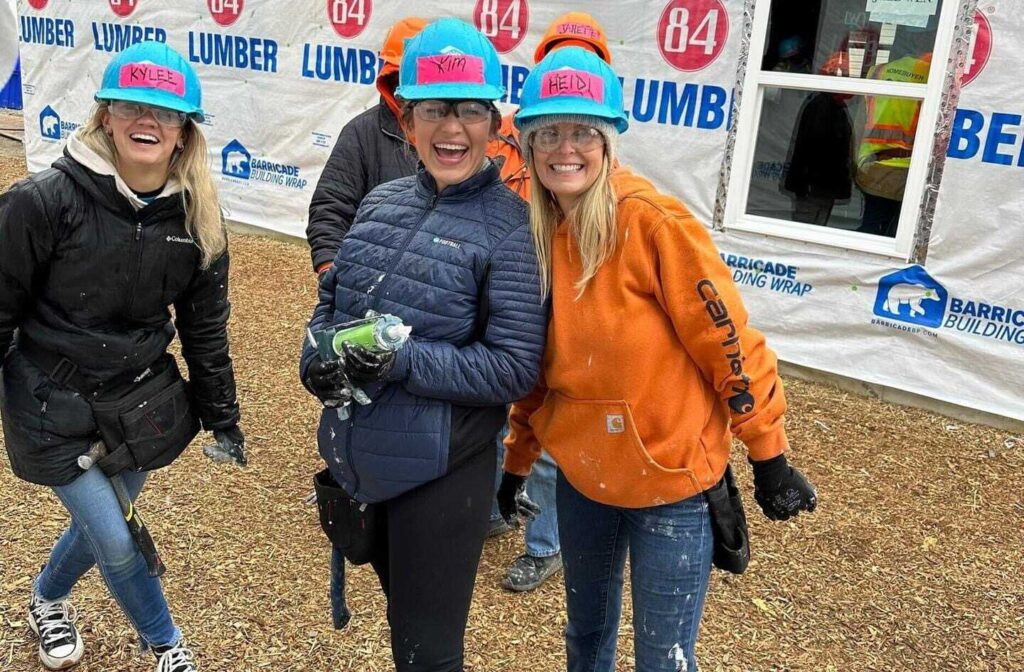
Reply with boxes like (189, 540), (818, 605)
(527, 151), (617, 299)
(77, 103), (226, 268)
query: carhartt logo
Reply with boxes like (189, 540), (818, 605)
(166, 235), (195, 245)
(606, 414), (625, 434)
(432, 236), (462, 250)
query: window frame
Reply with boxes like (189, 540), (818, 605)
(723, 1), (960, 259)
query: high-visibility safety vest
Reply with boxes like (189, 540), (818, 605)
(858, 53), (932, 169)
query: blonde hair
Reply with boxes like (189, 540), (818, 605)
(77, 103), (227, 268)
(527, 151), (617, 299)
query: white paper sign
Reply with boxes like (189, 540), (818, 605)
(866, 0), (938, 17)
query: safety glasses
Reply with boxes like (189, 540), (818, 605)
(412, 100), (495, 125)
(108, 100), (188, 128)
(530, 125), (605, 153)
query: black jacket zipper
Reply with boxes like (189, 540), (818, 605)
(124, 219), (145, 318)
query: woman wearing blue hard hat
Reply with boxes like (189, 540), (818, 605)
(300, 18), (546, 671)
(500, 48), (817, 671)
(0, 41), (245, 672)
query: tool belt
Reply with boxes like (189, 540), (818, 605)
(855, 151), (911, 201)
(19, 338), (199, 475)
(314, 468), (382, 565)
(705, 464), (751, 575)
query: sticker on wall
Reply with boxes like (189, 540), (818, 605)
(657, 0), (729, 73)
(473, 0), (530, 54)
(327, 0), (372, 39)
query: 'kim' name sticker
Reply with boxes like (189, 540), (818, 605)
(416, 54), (486, 86)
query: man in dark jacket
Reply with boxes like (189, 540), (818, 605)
(305, 17), (426, 277)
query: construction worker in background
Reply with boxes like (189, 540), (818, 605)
(855, 52), (931, 237)
(485, 11), (615, 595)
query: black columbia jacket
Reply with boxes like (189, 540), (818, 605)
(0, 148), (239, 482)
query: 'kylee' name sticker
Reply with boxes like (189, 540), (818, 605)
(119, 64), (186, 97)
(541, 69), (604, 103)
(416, 54), (486, 85)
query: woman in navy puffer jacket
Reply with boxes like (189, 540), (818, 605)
(299, 19), (546, 672)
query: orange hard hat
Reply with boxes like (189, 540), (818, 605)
(379, 16), (429, 67)
(533, 12), (611, 64)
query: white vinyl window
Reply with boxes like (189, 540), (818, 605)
(724, 0), (959, 258)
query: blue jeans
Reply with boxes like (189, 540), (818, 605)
(557, 471), (712, 672)
(35, 467), (180, 648)
(492, 430), (560, 557)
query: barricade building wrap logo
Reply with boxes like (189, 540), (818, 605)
(221, 139), (308, 191)
(38, 105), (77, 141)
(873, 266), (946, 328)
(657, 0), (729, 72)
(328, 0), (371, 39)
(474, 0), (529, 54)
(222, 140), (251, 180)
(870, 266), (1024, 347)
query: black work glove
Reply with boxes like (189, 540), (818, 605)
(496, 472), (541, 527)
(750, 454), (817, 521)
(203, 425), (248, 467)
(341, 342), (395, 385)
(305, 356), (353, 408)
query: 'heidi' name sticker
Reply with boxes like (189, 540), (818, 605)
(541, 69), (604, 103)
(118, 64), (185, 96)
(416, 54), (486, 85)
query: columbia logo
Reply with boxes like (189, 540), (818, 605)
(166, 235), (195, 245)
(432, 236), (462, 250)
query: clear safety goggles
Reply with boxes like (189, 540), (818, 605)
(530, 125), (606, 153)
(108, 100), (188, 128)
(411, 100), (495, 125)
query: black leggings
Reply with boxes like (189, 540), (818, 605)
(369, 445), (495, 672)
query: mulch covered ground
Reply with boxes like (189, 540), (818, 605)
(0, 147), (1021, 671)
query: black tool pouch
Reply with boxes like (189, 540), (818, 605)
(705, 464), (751, 575)
(89, 359), (200, 475)
(314, 469), (382, 565)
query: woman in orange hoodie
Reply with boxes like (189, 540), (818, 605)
(497, 48), (818, 672)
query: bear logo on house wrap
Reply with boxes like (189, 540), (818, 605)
(221, 139), (251, 179)
(873, 265), (948, 328)
(39, 105), (61, 140)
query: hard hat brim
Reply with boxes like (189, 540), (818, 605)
(95, 87), (205, 123)
(515, 96), (628, 134)
(395, 82), (505, 102)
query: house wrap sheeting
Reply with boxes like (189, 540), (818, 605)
(14, 0), (1024, 422)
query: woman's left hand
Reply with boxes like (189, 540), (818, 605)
(204, 425), (248, 467)
(342, 343), (395, 384)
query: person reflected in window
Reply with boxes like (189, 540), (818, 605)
(783, 52), (855, 226)
(855, 50), (932, 237)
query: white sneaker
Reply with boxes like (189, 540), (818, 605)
(154, 640), (197, 672)
(27, 592), (84, 670)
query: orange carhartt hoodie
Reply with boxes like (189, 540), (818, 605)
(504, 167), (789, 508)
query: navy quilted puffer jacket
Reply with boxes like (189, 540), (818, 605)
(300, 161), (547, 503)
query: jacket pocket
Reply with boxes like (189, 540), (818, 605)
(534, 393), (701, 508)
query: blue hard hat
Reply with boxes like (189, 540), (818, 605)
(515, 47), (627, 133)
(395, 18), (504, 101)
(95, 41), (204, 121)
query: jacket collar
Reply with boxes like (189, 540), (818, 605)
(62, 133), (183, 212)
(415, 159), (501, 202)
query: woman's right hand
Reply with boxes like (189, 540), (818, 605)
(305, 357), (353, 408)
(496, 471), (542, 527)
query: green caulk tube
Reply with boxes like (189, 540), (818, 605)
(330, 314), (411, 356)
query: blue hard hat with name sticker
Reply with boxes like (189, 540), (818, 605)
(515, 46), (627, 133)
(95, 41), (204, 121)
(396, 18), (504, 101)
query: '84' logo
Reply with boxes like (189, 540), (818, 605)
(208, 0), (244, 27)
(962, 9), (992, 87)
(327, 0), (371, 39)
(474, 0), (529, 54)
(108, 0), (138, 17)
(658, 0), (728, 72)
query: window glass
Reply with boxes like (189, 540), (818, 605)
(761, 0), (941, 81)
(746, 87), (926, 237)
